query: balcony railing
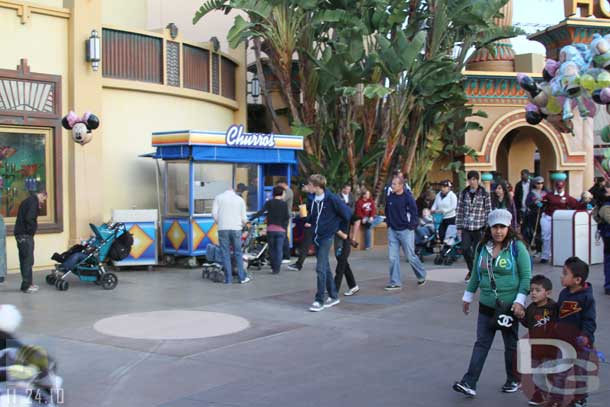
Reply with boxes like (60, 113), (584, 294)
(101, 27), (237, 101)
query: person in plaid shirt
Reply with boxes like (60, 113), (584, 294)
(456, 171), (492, 282)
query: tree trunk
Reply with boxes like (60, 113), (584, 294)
(253, 38), (284, 134)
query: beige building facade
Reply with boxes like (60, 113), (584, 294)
(0, 0), (247, 271)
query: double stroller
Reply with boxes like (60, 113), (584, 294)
(46, 222), (133, 291)
(202, 219), (267, 283)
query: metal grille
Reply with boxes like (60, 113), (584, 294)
(102, 29), (162, 84)
(221, 57), (236, 100)
(166, 41), (180, 87)
(212, 54), (220, 95)
(183, 45), (210, 92)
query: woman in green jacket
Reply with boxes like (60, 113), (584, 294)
(453, 209), (531, 398)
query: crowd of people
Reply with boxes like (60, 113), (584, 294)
(0, 168), (605, 406)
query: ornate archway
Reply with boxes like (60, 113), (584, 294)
(465, 110), (587, 172)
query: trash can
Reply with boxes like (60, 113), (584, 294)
(589, 211), (603, 265)
(111, 209), (158, 269)
(552, 210), (590, 267)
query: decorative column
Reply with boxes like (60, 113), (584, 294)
(64, 0), (104, 243)
(466, 1), (515, 72)
(481, 172), (494, 192)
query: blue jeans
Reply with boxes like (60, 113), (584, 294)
(267, 231), (285, 273)
(462, 310), (519, 389)
(363, 216), (385, 249)
(314, 237), (337, 303)
(388, 228), (426, 285)
(218, 229), (246, 283)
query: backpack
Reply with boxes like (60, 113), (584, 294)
(109, 231), (134, 261)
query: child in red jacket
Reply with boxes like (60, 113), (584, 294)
(354, 189), (385, 250)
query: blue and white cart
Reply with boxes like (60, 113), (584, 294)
(144, 125), (303, 266)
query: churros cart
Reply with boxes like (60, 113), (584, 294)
(144, 125), (303, 266)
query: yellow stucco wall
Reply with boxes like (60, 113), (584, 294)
(0, 7), (71, 271)
(101, 0), (148, 28)
(101, 88), (236, 220)
(29, 0), (62, 7)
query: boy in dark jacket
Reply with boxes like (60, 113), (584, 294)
(520, 274), (558, 406)
(551, 257), (597, 407)
(384, 174), (426, 290)
(306, 174), (352, 312)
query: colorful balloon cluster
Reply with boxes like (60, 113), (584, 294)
(516, 33), (610, 134)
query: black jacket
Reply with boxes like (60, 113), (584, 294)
(557, 283), (597, 344)
(521, 299), (558, 338)
(252, 198), (289, 229)
(14, 194), (39, 236)
(514, 180), (531, 214)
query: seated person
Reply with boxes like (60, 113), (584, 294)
(415, 208), (435, 246)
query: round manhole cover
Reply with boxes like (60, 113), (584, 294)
(94, 310), (250, 340)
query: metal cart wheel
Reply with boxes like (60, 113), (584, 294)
(101, 273), (118, 290)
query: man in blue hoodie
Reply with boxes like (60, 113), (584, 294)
(385, 175), (426, 290)
(306, 174), (353, 312)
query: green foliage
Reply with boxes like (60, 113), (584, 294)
(193, 0), (524, 197)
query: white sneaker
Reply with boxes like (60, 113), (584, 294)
(324, 297), (340, 308)
(344, 285), (360, 296)
(309, 301), (324, 312)
(23, 285), (39, 293)
(240, 276), (252, 284)
(281, 259), (291, 264)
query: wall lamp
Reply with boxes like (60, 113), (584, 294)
(86, 29), (101, 71)
(248, 76), (261, 101)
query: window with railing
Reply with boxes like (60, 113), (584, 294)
(101, 28), (238, 101)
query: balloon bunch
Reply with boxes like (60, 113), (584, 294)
(516, 34), (610, 134)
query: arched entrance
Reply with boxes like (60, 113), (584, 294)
(496, 126), (559, 186)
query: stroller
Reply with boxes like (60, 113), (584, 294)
(434, 224), (462, 265)
(242, 218), (270, 270)
(46, 222), (132, 291)
(201, 219), (265, 283)
(415, 210), (439, 262)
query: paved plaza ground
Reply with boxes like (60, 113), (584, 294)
(0, 249), (608, 407)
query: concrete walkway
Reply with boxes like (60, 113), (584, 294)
(0, 248), (608, 407)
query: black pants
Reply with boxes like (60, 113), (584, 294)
(295, 226), (313, 269)
(462, 229), (484, 273)
(462, 308), (519, 389)
(16, 234), (34, 291)
(334, 237), (356, 291)
(439, 217), (456, 242)
(283, 235), (290, 260)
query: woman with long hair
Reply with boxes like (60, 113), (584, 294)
(453, 209), (531, 398)
(491, 181), (517, 229)
(354, 188), (385, 250)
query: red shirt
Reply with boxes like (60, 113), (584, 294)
(355, 198), (376, 218)
(542, 191), (584, 216)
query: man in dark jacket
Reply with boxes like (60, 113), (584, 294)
(14, 191), (47, 293)
(385, 174), (426, 290)
(306, 174), (352, 312)
(456, 171), (492, 281)
(514, 169), (531, 227)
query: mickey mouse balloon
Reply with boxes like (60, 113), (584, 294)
(61, 111), (100, 145)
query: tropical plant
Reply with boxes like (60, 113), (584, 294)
(194, 0), (523, 201)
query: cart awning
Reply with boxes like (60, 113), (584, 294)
(142, 145), (298, 164)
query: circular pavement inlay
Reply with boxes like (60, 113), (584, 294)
(93, 310), (250, 340)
